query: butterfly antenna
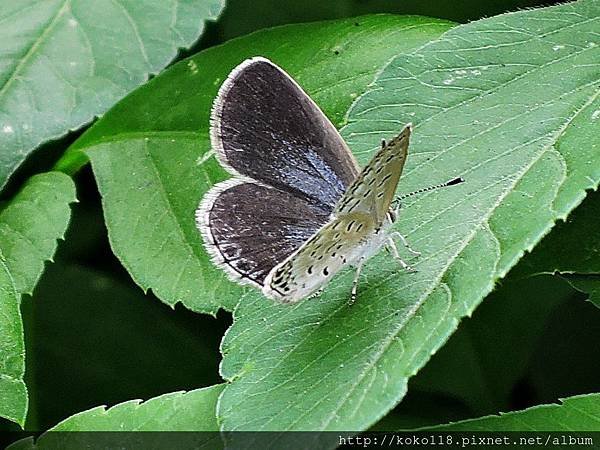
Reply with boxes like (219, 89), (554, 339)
(393, 177), (464, 206)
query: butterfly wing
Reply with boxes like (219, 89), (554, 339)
(335, 124), (410, 224)
(263, 212), (377, 303)
(197, 179), (331, 287)
(211, 57), (360, 211)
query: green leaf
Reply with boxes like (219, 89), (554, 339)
(424, 393), (600, 431)
(8, 385), (224, 449)
(374, 271), (596, 431)
(218, 0), (600, 437)
(0, 260), (26, 428)
(0, 0), (224, 190)
(63, 15), (454, 315)
(0, 172), (76, 427)
(374, 250), (591, 429)
(56, 384), (223, 431)
(0, 174), (76, 297)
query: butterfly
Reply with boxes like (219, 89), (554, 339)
(196, 57), (462, 304)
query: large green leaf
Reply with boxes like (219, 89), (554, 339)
(59, 16), (454, 315)
(217, 0), (600, 437)
(425, 393), (600, 431)
(372, 262), (591, 430)
(8, 385), (224, 449)
(0, 0), (224, 190)
(0, 172), (76, 426)
(0, 174), (76, 298)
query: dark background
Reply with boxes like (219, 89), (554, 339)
(3, 0), (597, 435)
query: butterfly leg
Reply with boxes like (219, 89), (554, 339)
(387, 237), (417, 272)
(390, 231), (421, 257)
(349, 261), (364, 305)
(308, 287), (325, 299)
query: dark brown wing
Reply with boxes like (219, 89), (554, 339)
(196, 180), (330, 287)
(211, 57), (360, 212)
